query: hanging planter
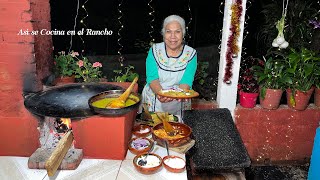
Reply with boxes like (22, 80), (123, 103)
(271, 0), (289, 49)
(260, 88), (283, 110)
(239, 91), (258, 108)
(286, 88), (314, 110)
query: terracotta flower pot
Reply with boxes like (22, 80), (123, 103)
(239, 91), (258, 108)
(259, 88), (283, 110)
(54, 75), (75, 85)
(286, 87), (314, 110)
(315, 88), (320, 107)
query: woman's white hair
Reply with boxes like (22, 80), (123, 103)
(161, 15), (186, 37)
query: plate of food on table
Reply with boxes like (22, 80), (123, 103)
(151, 112), (192, 147)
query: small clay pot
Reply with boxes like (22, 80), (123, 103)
(133, 153), (162, 174)
(128, 137), (153, 155)
(162, 155), (186, 173)
(286, 88), (314, 110)
(132, 124), (152, 137)
(259, 88), (283, 110)
(54, 75), (75, 85)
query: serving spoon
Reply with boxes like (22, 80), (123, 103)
(157, 112), (177, 136)
(137, 141), (157, 166)
(164, 140), (170, 156)
(105, 77), (138, 108)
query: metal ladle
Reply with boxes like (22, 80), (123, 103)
(137, 141), (157, 166)
(164, 140), (170, 156)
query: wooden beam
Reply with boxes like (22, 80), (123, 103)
(45, 131), (73, 177)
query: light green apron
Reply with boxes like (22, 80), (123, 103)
(141, 42), (196, 116)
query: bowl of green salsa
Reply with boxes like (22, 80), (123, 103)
(88, 90), (140, 116)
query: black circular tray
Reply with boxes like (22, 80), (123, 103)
(24, 83), (123, 118)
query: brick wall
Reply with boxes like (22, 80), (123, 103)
(0, 0), (52, 156)
(235, 104), (320, 164)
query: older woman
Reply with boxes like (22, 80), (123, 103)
(141, 15), (197, 116)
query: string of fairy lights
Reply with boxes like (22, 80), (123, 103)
(117, 0), (124, 66)
(148, 0), (155, 45)
(241, 0), (252, 58)
(185, 0), (193, 45)
(242, 0), (251, 42)
(68, 0), (80, 53)
(68, 0), (88, 53)
(218, 1), (224, 53)
(80, 0), (89, 29)
(78, 0), (89, 52)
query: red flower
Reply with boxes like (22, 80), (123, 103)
(77, 60), (84, 67)
(92, 62), (102, 68)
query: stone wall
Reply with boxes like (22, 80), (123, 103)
(235, 104), (320, 164)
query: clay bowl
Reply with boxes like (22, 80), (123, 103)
(128, 137), (153, 155)
(133, 153), (162, 174)
(162, 155), (186, 173)
(132, 124), (152, 137)
(152, 122), (192, 147)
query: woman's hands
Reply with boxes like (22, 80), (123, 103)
(150, 80), (189, 103)
(157, 95), (188, 102)
(157, 95), (174, 103)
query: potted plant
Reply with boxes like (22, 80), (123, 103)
(112, 65), (139, 82)
(53, 51), (78, 84)
(254, 55), (291, 109)
(74, 57), (103, 83)
(238, 56), (262, 108)
(285, 48), (320, 110)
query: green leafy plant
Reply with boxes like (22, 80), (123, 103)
(54, 51), (78, 77)
(315, 63), (320, 89)
(254, 55), (291, 99)
(74, 57), (103, 82)
(284, 48), (320, 106)
(113, 65), (139, 82)
(194, 61), (209, 85)
(285, 48), (320, 91)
